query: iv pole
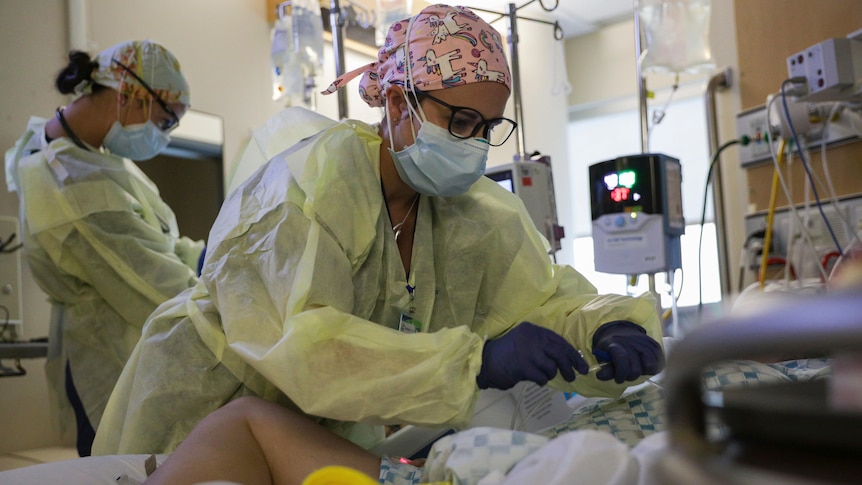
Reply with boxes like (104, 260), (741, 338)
(330, 0), (349, 119)
(470, 1), (563, 159)
(508, 3), (527, 158)
(632, 0), (665, 319)
(471, 1), (565, 260)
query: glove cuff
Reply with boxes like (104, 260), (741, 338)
(593, 320), (646, 347)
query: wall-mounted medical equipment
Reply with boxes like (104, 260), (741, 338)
(786, 33), (862, 103)
(589, 153), (684, 275)
(486, 157), (565, 254)
(735, 103), (860, 167)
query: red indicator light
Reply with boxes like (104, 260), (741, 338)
(610, 186), (630, 202)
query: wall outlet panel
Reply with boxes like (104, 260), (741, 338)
(744, 196), (862, 259)
(0, 217), (24, 334)
(736, 104), (861, 167)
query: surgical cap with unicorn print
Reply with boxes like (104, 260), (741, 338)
(322, 3), (511, 107)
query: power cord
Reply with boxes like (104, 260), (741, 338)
(0, 232), (23, 253)
(0, 304), (13, 343)
(780, 79), (844, 257)
(738, 230), (767, 292)
(698, 136), (750, 317)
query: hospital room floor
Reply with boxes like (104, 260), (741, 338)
(0, 446), (78, 472)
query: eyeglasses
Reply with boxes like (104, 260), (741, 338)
(415, 90), (517, 147)
(112, 59), (180, 132)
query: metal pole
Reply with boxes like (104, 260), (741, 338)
(705, 67), (733, 297)
(330, 0), (349, 119)
(633, 0), (649, 153)
(506, 3), (526, 158)
(633, 0), (660, 313)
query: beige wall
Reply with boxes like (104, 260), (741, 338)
(0, 0), (72, 454)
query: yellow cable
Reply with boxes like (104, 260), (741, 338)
(759, 138), (787, 289)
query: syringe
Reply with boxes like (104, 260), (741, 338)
(578, 349), (611, 374)
(587, 361), (611, 373)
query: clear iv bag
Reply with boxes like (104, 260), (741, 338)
(376, 0), (412, 47)
(271, 13), (300, 101)
(292, 0), (324, 73)
(270, 0), (324, 103)
(639, 0), (714, 74)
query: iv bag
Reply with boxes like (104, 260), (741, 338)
(292, 0), (324, 73)
(639, 0), (714, 74)
(271, 13), (301, 101)
(376, 0), (411, 47)
(270, 0), (324, 103)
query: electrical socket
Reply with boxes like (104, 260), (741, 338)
(744, 197), (862, 258)
(735, 105), (775, 165)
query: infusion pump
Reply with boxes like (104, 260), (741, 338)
(485, 156), (564, 253)
(589, 153), (684, 275)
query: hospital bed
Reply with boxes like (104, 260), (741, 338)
(655, 288), (862, 484)
(0, 290), (858, 484)
(0, 340), (48, 377)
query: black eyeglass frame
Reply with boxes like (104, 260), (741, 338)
(414, 89), (517, 147)
(112, 59), (181, 132)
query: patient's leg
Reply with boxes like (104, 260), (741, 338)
(144, 396), (381, 485)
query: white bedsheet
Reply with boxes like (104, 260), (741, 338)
(0, 453), (167, 484)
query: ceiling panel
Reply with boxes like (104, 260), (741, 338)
(304, 0), (636, 40)
(443, 0), (636, 38)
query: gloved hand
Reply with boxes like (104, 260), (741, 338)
(592, 321), (664, 384)
(477, 322), (588, 390)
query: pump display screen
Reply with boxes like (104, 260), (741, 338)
(603, 170), (640, 204)
(486, 170), (516, 193)
(589, 155), (665, 220)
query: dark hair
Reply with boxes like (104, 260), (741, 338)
(55, 50), (104, 95)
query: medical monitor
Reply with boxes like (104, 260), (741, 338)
(485, 158), (564, 253)
(487, 170), (516, 193)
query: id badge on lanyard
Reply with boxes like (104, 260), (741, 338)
(398, 281), (423, 333)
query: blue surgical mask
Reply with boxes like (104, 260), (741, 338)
(388, 118), (489, 197)
(103, 120), (170, 161)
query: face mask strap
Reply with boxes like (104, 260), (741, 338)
(385, 86), (419, 151)
(403, 87), (421, 140)
(403, 14), (428, 125)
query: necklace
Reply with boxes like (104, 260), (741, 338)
(392, 194), (420, 242)
(55, 107), (91, 151)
